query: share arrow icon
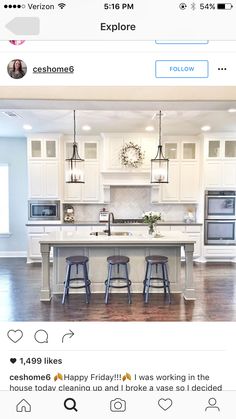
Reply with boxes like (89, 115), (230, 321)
(62, 330), (74, 343)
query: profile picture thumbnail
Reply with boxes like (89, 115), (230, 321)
(9, 40), (25, 46)
(7, 59), (27, 79)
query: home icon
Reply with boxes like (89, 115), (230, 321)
(16, 399), (31, 413)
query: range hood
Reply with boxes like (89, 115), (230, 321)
(101, 170), (153, 186)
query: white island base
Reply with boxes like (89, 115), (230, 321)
(40, 231), (196, 302)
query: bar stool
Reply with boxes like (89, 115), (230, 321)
(105, 256), (132, 304)
(62, 255), (91, 304)
(143, 255), (171, 304)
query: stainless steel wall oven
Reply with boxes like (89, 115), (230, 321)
(204, 191), (236, 245)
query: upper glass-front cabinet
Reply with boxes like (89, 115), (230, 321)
(65, 141), (98, 160)
(208, 140), (220, 158)
(183, 143), (196, 159)
(164, 143), (178, 159)
(31, 140), (42, 158)
(29, 138), (58, 159)
(225, 140), (236, 158)
(207, 139), (236, 158)
(84, 142), (98, 160)
(45, 140), (56, 158)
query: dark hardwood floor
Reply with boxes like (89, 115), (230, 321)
(0, 258), (235, 321)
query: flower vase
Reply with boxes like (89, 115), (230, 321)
(148, 223), (154, 235)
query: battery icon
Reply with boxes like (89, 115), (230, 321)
(217, 3), (233, 9)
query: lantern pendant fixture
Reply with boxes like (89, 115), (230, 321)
(65, 110), (85, 184)
(151, 111), (169, 184)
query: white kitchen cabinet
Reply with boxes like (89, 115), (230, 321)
(204, 161), (222, 187)
(27, 136), (61, 199)
(204, 137), (236, 188)
(161, 162), (180, 202)
(27, 225), (93, 262)
(180, 162), (200, 202)
(28, 234), (47, 260)
(28, 161), (60, 199)
(161, 140), (200, 203)
(222, 161), (236, 187)
(83, 163), (100, 201)
(28, 138), (59, 160)
(204, 245), (236, 260)
(63, 138), (101, 203)
(64, 183), (82, 202)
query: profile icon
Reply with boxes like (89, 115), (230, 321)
(7, 59), (27, 79)
(9, 40), (25, 46)
(205, 397), (220, 412)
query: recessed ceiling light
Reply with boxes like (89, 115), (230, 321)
(228, 108), (236, 113)
(82, 125), (91, 131)
(145, 126), (154, 132)
(201, 125), (211, 132)
(23, 124), (32, 130)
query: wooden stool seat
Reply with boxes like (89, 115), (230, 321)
(66, 255), (89, 265)
(145, 255), (168, 264)
(107, 255), (129, 264)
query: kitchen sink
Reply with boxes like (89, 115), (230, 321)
(90, 231), (132, 236)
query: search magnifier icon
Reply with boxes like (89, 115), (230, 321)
(64, 398), (78, 412)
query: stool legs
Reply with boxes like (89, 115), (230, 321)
(144, 261), (171, 304)
(124, 263), (132, 304)
(164, 263), (171, 304)
(62, 259), (91, 304)
(105, 263), (112, 304)
(62, 264), (71, 304)
(105, 261), (131, 304)
(83, 262), (90, 304)
(144, 262), (152, 304)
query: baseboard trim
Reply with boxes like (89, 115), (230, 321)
(0, 251), (27, 258)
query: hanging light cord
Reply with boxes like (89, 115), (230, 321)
(158, 110), (162, 147)
(73, 110), (76, 145)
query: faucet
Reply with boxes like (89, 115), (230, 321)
(104, 212), (115, 236)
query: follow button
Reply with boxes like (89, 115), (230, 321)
(155, 60), (209, 78)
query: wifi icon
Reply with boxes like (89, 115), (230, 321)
(58, 3), (66, 9)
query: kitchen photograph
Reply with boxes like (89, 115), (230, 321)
(0, 92), (236, 322)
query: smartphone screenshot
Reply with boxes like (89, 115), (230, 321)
(0, 1), (236, 417)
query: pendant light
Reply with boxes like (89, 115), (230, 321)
(65, 110), (85, 183)
(151, 111), (169, 183)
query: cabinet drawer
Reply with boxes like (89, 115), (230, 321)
(61, 226), (77, 232)
(170, 225), (185, 232)
(27, 226), (44, 233)
(185, 225), (201, 233)
(44, 226), (60, 233)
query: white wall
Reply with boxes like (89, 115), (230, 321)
(0, 137), (27, 255)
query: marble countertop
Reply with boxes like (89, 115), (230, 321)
(39, 230), (196, 245)
(27, 221), (202, 226)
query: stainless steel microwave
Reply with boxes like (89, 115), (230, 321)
(28, 200), (60, 221)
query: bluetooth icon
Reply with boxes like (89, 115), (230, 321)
(191, 2), (196, 10)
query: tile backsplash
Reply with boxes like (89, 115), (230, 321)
(68, 186), (197, 222)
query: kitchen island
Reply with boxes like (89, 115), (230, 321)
(40, 231), (195, 302)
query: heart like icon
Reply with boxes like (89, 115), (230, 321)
(158, 398), (173, 411)
(7, 329), (23, 343)
(10, 358), (17, 364)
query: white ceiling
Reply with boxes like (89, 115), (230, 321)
(0, 100), (236, 137)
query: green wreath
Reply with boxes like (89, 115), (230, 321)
(120, 141), (145, 168)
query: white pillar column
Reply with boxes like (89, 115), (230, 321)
(184, 243), (196, 300)
(40, 243), (51, 301)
